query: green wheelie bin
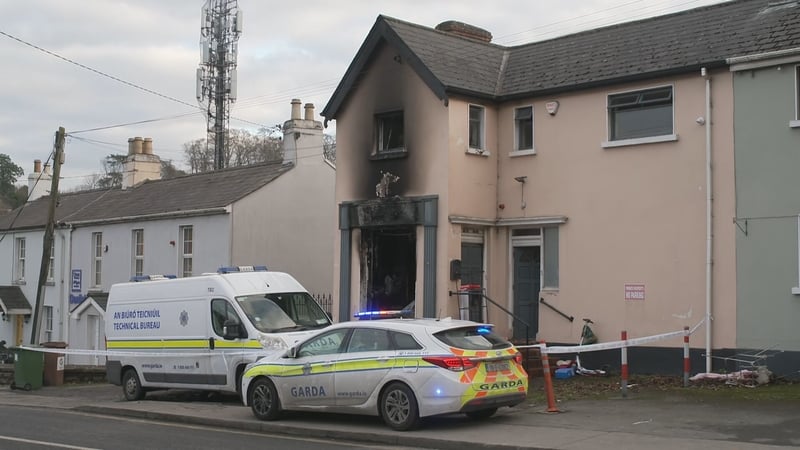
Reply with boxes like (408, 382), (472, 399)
(10, 347), (43, 391)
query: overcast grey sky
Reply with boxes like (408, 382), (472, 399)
(0, 0), (726, 190)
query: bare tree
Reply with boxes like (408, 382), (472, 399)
(323, 134), (336, 165)
(183, 129), (283, 173)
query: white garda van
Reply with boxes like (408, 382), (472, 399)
(105, 266), (332, 401)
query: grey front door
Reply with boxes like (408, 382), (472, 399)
(512, 246), (540, 342)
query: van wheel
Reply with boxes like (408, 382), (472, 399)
(380, 382), (420, 431)
(250, 378), (281, 420)
(122, 369), (145, 401)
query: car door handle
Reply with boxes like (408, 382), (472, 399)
(321, 361), (334, 367)
(376, 356), (390, 362)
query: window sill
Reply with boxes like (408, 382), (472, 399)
(540, 287), (559, 293)
(792, 287), (800, 295)
(13, 280), (26, 285)
(790, 120), (800, 128)
(369, 149), (407, 161)
(467, 148), (490, 156)
(601, 134), (678, 148)
(510, 149), (536, 157)
(45, 281), (55, 286)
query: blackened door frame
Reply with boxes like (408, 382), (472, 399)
(338, 196), (438, 321)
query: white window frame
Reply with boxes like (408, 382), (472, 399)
(14, 237), (25, 282)
(792, 65), (800, 128)
(92, 232), (102, 287)
(132, 229), (144, 277)
(180, 225), (193, 278)
(374, 110), (405, 156)
(793, 215), (800, 295)
(602, 84), (678, 148)
(43, 305), (53, 342)
(511, 105), (535, 156)
(468, 104), (488, 155)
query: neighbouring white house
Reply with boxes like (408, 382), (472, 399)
(0, 100), (336, 365)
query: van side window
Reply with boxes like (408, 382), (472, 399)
(211, 299), (243, 336)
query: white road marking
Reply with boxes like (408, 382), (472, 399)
(0, 435), (101, 449)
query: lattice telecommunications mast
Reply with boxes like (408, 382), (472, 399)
(197, 0), (242, 170)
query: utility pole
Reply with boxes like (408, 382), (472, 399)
(30, 127), (65, 345)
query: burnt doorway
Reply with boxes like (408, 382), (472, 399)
(512, 246), (540, 341)
(460, 242), (484, 322)
(362, 227), (416, 312)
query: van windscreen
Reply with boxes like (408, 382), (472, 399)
(237, 292), (331, 333)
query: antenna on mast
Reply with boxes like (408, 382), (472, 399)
(197, 0), (243, 171)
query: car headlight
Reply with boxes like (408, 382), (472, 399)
(258, 335), (288, 351)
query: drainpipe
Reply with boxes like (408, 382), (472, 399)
(702, 67), (713, 373)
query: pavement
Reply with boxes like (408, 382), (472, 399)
(1, 382), (798, 450)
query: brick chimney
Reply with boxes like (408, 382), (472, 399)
(27, 159), (52, 202)
(282, 99), (323, 165)
(435, 20), (492, 43)
(122, 137), (161, 189)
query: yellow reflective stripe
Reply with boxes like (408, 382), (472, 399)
(106, 339), (207, 349)
(107, 339), (263, 349)
(214, 340), (262, 348)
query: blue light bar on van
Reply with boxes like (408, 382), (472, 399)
(476, 326), (492, 335)
(130, 274), (177, 282)
(217, 265), (268, 274)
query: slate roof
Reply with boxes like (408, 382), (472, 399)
(0, 162), (292, 230)
(0, 286), (32, 313)
(323, 0), (800, 118)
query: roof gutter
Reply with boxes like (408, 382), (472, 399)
(64, 207), (230, 228)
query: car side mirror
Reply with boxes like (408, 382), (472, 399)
(223, 319), (246, 340)
(286, 346), (299, 359)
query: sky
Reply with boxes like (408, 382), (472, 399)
(0, 0), (728, 191)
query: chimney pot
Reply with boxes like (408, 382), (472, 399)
(142, 138), (153, 155)
(33, 160), (41, 173)
(304, 103), (315, 121)
(291, 99), (302, 120)
(131, 137), (143, 154)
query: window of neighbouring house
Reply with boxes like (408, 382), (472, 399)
(180, 225), (193, 277)
(793, 65), (800, 127)
(794, 215), (800, 295)
(132, 229), (144, 277)
(375, 111), (404, 155)
(14, 237), (25, 282)
(47, 239), (55, 282)
(469, 105), (485, 153)
(514, 106), (534, 152)
(607, 86), (674, 142)
(44, 305), (53, 342)
(543, 226), (559, 289)
(92, 232), (102, 287)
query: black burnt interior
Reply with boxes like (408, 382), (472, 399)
(361, 226), (416, 311)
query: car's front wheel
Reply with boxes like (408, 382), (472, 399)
(249, 377), (281, 421)
(379, 382), (420, 431)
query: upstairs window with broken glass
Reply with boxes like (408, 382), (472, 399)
(375, 110), (405, 157)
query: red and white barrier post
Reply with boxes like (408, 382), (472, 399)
(621, 330), (628, 398)
(683, 326), (690, 387)
(539, 342), (560, 413)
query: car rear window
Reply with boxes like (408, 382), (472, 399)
(433, 326), (511, 350)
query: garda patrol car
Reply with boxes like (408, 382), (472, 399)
(241, 318), (528, 431)
(105, 266), (331, 401)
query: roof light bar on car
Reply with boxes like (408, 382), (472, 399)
(217, 265), (268, 274)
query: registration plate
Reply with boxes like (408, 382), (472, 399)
(485, 361), (509, 373)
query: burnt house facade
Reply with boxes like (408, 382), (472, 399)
(323, 1), (800, 376)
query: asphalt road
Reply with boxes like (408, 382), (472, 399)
(0, 404), (424, 450)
